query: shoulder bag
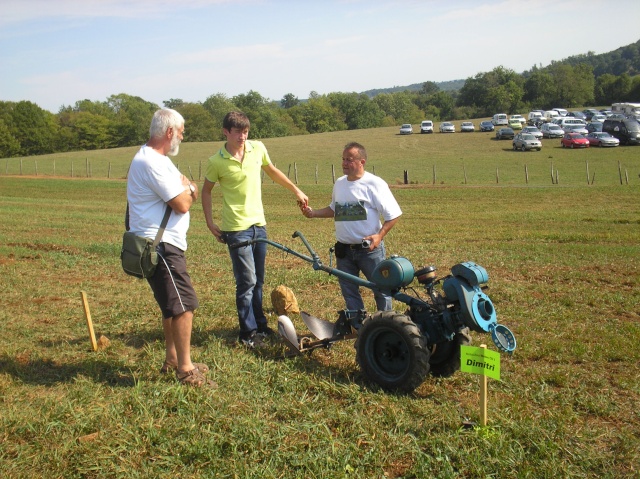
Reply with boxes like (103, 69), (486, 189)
(121, 204), (172, 279)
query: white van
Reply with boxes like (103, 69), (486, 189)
(552, 108), (568, 117)
(492, 113), (508, 126)
(554, 117), (587, 128)
(543, 110), (560, 123)
(528, 111), (544, 124)
(420, 120), (434, 133)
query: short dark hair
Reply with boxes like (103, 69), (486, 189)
(343, 142), (367, 161)
(223, 111), (250, 131)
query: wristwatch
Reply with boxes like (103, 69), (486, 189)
(188, 183), (196, 195)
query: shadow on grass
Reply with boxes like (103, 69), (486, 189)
(0, 354), (136, 387)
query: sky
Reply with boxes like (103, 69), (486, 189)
(1, 0), (639, 113)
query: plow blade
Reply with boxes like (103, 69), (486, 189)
(277, 315), (301, 355)
(301, 311), (336, 340)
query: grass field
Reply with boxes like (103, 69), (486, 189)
(3, 124), (640, 187)
(1, 126), (639, 478)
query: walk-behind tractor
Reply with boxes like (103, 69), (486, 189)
(232, 231), (516, 393)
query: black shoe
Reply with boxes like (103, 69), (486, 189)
(239, 331), (266, 350)
(257, 325), (276, 338)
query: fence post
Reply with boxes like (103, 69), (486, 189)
(432, 164), (436, 185)
(20, 159), (23, 175)
(403, 170), (408, 185)
(331, 165), (335, 184)
(585, 160), (590, 185)
(287, 164), (291, 179)
(108, 162), (111, 179)
(35, 160), (38, 176)
(294, 162), (298, 184)
(618, 161), (623, 185)
(53, 159), (56, 176)
(463, 163), (467, 184)
(525, 164), (529, 184)
(496, 167), (499, 184)
(315, 165), (318, 184)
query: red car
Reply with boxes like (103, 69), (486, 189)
(560, 133), (590, 149)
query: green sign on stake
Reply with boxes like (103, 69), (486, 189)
(461, 345), (501, 380)
(460, 344), (503, 426)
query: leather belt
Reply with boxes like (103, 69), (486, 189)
(337, 241), (366, 250)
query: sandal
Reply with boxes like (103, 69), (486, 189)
(160, 361), (209, 374)
(175, 368), (217, 388)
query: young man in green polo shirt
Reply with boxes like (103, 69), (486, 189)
(201, 111), (308, 348)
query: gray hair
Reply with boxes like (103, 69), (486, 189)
(149, 108), (184, 139)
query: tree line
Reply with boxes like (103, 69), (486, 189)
(1, 40), (639, 159)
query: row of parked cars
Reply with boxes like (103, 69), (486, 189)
(400, 111), (640, 146)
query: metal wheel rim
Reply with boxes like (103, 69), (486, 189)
(363, 327), (411, 378)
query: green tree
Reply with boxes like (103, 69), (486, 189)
(280, 93), (299, 109)
(202, 93), (237, 140)
(0, 118), (20, 158)
(176, 103), (216, 142)
(523, 68), (555, 109)
(327, 92), (384, 130)
(421, 81), (440, 96)
(10, 101), (58, 156)
(291, 97), (345, 134)
(106, 94), (159, 147)
(163, 99), (184, 109)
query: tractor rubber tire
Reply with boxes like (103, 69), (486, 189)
(428, 328), (472, 378)
(355, 311), (430, 393)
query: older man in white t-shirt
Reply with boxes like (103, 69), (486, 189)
(127, 108), (212, 388)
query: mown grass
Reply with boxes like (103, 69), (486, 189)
(0, 126), (639, 478)
(3, 123), (640, 187)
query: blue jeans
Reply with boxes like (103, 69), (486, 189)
(336, 243), (392, 312)
(224, 225), (268, 338)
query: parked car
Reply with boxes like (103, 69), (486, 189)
(552, 108), (568, 117)
(479, 121), (495, 132)
(563, 124), (589, 135)
(540, 123), (565, 138)
(586, 132), (620, 147)
(510, 114), (526, 125)
(513, 133), (542, 151)
(561, 133), (590, 148)
(399, 124), (413, 135)
(590, 114), (607, 123)
(439, 122), (455, 133)
(567, 111), (587, 121)
(586, 122), (603, 133)
(508, 118), (523, 130)
(582, 109), (599, 121)
(496, 127), (515, 140)
(602, 115), (640, 145)
(460, 121), (475, 132)
(522, 126), (543, 139)
(420, 120), (434, 134)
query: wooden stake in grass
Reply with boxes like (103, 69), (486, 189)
(480, 344), (488, 426)
(80, 291), (98, 352)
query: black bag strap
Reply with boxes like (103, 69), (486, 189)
(153, 205), (172, 248)
(125, 202), (172, 247)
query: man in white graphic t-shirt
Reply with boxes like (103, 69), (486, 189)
(302, 142), (402, 311)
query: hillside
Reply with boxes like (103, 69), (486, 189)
(362, 39), (640, 97)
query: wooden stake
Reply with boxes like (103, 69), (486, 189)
(480, 344), (488, 426)
(80, 291), (98, 352)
